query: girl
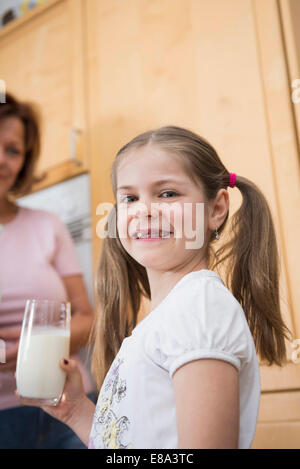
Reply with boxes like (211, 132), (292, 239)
(32, 126), (291, 449)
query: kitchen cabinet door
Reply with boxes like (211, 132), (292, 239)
(0, 0), (88, 191)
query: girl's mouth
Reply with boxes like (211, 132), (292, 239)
(132, 229), (173, 240)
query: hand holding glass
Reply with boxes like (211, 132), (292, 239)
(16, 300), (70, 406)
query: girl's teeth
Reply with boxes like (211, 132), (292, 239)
(135, 231), (171, 239)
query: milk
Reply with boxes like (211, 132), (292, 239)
(16, 326), (70, 400)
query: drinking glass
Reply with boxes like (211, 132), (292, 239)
(16, 299), (71, 406)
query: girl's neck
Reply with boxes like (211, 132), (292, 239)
(148, 259), (208, 312)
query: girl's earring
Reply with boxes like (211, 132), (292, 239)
(215, 228), (220, 240)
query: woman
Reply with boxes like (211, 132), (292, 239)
(0, 92), (95, 449)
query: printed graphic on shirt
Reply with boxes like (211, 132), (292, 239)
(89, 357), (133, 449)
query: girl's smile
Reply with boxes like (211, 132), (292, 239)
(132, 227), (173, 240)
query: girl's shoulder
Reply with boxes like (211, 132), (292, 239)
(142, 269), (255, 377)
(158, 269), (243, 319)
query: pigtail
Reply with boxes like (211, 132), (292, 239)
(90, 206), (150, 389)
(213, 175), (292, 366)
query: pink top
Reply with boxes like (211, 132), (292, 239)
(0, 206), (94, 410)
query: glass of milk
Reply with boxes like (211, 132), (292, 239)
(16, 299), (71, 406)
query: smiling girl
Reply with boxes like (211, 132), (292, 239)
(35, 125), (291, 449)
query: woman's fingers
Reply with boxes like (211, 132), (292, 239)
(60, 358), (81, 382)
(59, 358), (85, 400)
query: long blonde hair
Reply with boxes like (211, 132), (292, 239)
(90, 126), (291, 389)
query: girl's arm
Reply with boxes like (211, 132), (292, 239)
(172, 359), (239, 449)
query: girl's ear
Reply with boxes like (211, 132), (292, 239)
(208, 189), (229, 231)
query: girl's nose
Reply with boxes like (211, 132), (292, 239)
(130, 197), (160, 220)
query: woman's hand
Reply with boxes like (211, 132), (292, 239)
(16, 358), (96, 447)
(0, 327), (21, 372)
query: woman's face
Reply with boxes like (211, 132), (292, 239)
(116, 144), (209, 272)
(0, 116), (25, 199)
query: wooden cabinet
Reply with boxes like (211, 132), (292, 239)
(0, 0), (89, 191)
(84, 0), (300, 448)
(252, 391), (300, 449)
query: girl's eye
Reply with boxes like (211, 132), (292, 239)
(160, 191), (179, 198)
(119, 191), (179, 203)
(120, 195), (137, 203)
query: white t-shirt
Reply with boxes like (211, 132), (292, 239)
(88, 269), (261, 449)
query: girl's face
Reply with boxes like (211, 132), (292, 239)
(116, 144), (210, 272)
(0, 117), (25, 199)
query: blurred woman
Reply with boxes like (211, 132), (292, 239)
(0, 92), (95, 449)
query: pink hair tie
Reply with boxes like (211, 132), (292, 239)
(228, 172), (236, 188)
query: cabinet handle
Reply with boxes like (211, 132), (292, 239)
(70, 128), (83, 166)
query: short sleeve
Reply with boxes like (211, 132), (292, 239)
(50, 213), (82, 277)
(144, 276), (250, 377)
